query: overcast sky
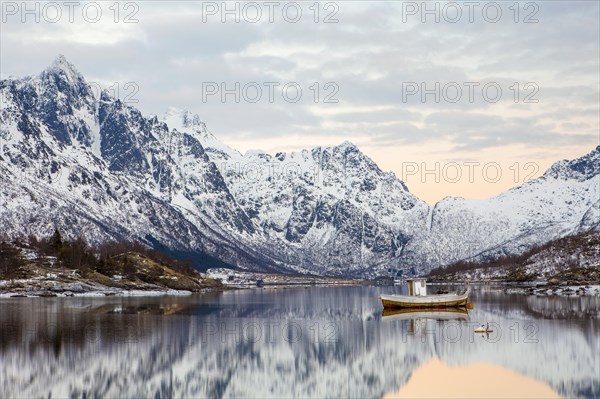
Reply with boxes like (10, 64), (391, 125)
(1, 1), (599, 202)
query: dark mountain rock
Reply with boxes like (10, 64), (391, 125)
(1, 56), (598, 278)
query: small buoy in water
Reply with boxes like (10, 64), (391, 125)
(466, 302), (474, 309)
(474, 322), (493, 333)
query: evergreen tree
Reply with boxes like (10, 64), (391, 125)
(68, 236), (87, 270)
(50, 228), (63, 254)
(0, 242), (25, 279)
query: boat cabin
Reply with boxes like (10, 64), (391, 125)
(407, 278), (427, 297)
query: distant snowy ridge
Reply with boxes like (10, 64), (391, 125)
(1, 56), (598, 277)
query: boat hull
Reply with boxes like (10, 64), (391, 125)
(379, 290), (469, 309)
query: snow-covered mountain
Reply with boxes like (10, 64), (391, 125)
(1, 56), (598, 277)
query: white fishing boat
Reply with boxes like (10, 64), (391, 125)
(379, 278), (470, 309)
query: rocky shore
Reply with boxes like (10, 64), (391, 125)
(0, 247), (222, 298)
(206, 268), (369, 288)
(502, 283), (600, 297)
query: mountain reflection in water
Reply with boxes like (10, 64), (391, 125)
(0, 286), (598, 398)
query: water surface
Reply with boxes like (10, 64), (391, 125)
(1, 285), (598, 398)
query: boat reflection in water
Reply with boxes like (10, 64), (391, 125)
(382, 306), (471, 335)
(382, 307), (471, 321)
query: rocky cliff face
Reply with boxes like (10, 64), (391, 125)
(1, 56), (598, 277)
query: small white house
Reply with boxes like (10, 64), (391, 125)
(407, 278), (427, 297)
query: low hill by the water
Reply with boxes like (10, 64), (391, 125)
(0, 235), (222, 297)
(427, 232), (600, 284)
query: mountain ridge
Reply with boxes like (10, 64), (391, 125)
(1, 56), (598, 277)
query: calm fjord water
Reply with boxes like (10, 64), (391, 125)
(1, 286), (598, 398)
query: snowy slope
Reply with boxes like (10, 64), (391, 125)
(0, 56), (278, 272)
(1, 56), (598, 277)
(419, 148), (600, 266)
(191, 99), (599, 274)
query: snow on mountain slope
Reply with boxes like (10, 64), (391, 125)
(178, 115), (431, 276)
(418, 147), (600, 265)
(162, 107), (241, 161)
(0, 56), (279, 272)
(188, 98), (598, 273)
(1, 56), (598, 277)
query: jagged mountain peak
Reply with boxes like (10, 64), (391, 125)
(0, 56), (98, 146)
(336, 140), (359, 150)
(163, 107), (205, 132)
(40, 54), (87, 88)
(49, 54), (74, 71)
(243, 149), (269, 158)
(36, 55), (94, 106)
(162, 107), (241, 160)
(543, 145), (600, 182)
(99, 89), (118, 104)
(1, 56), (598, 278)
(305, 140), (359, 155)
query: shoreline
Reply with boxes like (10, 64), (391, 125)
(3, 275), (599, 299)
(0, 289), (199, 299)
(0, 271), (370, 298)
(0, 279), (220, 298)
(0, 283), (368, 299)
(427, 280), (600, 297)
(205, 267), (370, 288)
(0, 275), (224, 299)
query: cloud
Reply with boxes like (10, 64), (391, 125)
(1, 0), (598, 158)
